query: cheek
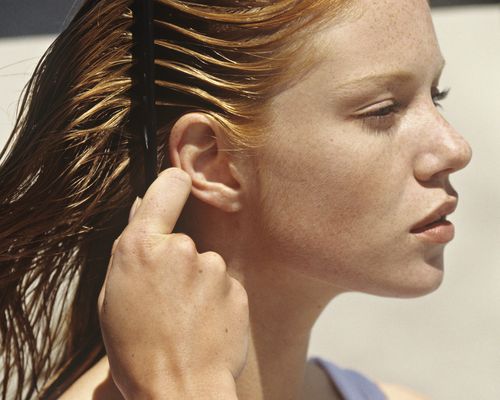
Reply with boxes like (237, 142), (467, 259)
(251, 128), (440, 296)
(255, 130), (403, 261)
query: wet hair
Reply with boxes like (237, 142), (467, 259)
(0, 0), (351, 398)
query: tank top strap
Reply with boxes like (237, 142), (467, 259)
(309, 356), (387, 400)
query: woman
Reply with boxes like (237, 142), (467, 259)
(0, 0), (472, 399)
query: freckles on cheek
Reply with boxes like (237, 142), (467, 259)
(316, 146), (405, 240)
(262, 95), (402, 230)
(318, 140), (389, 200)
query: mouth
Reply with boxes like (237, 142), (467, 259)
(410, 199), (457, 243)
(410, 214), (449, 234)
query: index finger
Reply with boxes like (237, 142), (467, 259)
(129, 168), (192, 235)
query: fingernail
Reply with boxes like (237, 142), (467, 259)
(128, 197), (142, 222)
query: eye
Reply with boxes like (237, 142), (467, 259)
(362, 104), (399, 119)
(357, 101), (401, 133)
(432, 87), (450, 108)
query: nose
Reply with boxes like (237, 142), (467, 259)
(413, 108), (472, 183)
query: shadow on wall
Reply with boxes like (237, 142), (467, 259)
(0, 0), (498, 37)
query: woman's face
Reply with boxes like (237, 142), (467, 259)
(245, 0), (472, 297)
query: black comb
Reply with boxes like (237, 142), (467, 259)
(134, 0), (157, 197)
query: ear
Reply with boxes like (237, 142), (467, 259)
(169, 113), (243, 213)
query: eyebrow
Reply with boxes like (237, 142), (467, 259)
(333, 59), (447, 94)
(334, 71), (414, 94)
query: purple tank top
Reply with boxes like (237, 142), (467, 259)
(309, 357), (387, 400)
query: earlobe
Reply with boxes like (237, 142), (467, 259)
(169, 113), (243, 213)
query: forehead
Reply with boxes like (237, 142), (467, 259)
(308, 0), (442, 84)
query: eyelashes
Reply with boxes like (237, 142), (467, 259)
(359, 87), (450, 133)
(431, 87), (450, 108)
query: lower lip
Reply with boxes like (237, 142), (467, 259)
(411, 220), (455, 243)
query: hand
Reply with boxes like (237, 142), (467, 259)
(98, 168), (249, 399)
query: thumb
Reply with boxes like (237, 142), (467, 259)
(99, 197), (143, 313)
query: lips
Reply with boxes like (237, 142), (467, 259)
(410, 199), (458, 234)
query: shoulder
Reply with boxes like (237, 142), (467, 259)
(377, 382), (430, 400)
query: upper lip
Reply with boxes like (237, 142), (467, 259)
(410, 198), (458, 232)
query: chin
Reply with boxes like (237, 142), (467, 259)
(387, 256), (446, 298)
(360, 255), (446, 299)
(392, 276), (444, 298)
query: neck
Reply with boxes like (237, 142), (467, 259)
(70, 201), (344, 400)
(227, 252), (339, 400)
(177, 198), (343, 399)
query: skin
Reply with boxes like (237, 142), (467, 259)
(61, 0), (471, 399)
(96, 171), (248, 399)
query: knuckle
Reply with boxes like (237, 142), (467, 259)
(115, 229), (136, 251)
(230, 278), (249, 306)
(112, 232), (133, 258)
(169, 233), (197, 259)
(116, 229), (160, 264)
(201, 251), (226, 272)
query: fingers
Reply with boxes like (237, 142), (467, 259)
(128, 168), (192, 235)
(99, 169), (191, 314)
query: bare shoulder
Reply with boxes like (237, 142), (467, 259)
(58, 356), (124, 400)
(377, 381), (431, 400)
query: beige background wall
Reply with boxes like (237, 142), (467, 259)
(1, 5), (499, 399)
